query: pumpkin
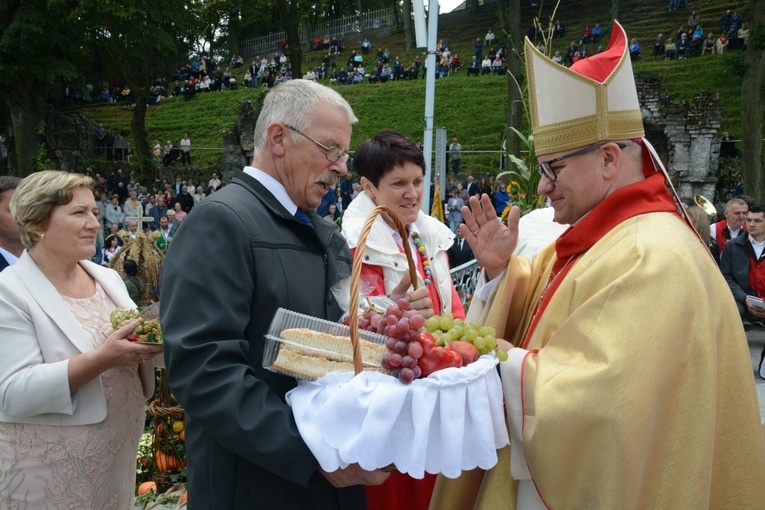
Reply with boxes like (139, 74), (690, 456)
(154, 449), (184, 472)
(179, 430), (185, 442)
(137, 481), (157, 496)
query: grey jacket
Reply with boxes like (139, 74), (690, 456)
(160, 171), (363, 509)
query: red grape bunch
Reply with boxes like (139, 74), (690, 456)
(358, 298), (426, 384)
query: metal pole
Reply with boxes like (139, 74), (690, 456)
(421, 0), (438, 215)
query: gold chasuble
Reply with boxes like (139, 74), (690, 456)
(430, 173), (765, 509)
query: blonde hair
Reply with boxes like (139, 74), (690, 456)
(686, 205), (712, 248)
(252, 80), (357, 154)
(10, 170), (94, 249)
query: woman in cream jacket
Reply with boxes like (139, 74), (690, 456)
(0, 171), (162, 508)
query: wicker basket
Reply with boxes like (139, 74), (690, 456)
(347, 205), (419, 374)
(285, 206), (510, 477)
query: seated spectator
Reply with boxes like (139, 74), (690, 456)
(692, 24), (704, 39)
(677, 32), (689, 58)
(492, 55), (504, 75)
(571, 51), (581, 64)
(653, 34), (666, 56)
(165, 145), (180, 166)
(481, 56), (492, 75)
(738, 23), (750, 50)
(659, 89), (673, 101)
(352, 69), (364, 84)
(552, 20), (565, 39)
(338, 67), (349, 85)
(727, 24), (739, 50)
(565, 41), (578, 64)
(303, 69), (317, 81)
(361, 38), (372, 54)
(591, 23), (603, 42)
(380, 64), (391, 82)
(629, 38), (641, 60)
(392, 57), (404, 80)
(484, 30), (496, 47)
(312, 36), (322, 51)
(687, 35), (702, 57)
(467, 56), (480, 76)
(581, 26), (592, 44)
(720, 204), (765, 331)
(244, 70), (252, 88)
(715, 33), (729, 54)
(702, 33), (716, 55)
(552, 51), (563, 64)
(664, 40), (677, 60)
(450, 54), (461, 72)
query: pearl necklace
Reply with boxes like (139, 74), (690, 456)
(410, 232), (432, 286)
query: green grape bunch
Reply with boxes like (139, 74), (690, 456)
(109, 307), (163, 344)
(424, 312), (508, 362)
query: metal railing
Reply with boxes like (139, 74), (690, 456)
(238, 8), (394, 60)
(450, 259), (480, 309)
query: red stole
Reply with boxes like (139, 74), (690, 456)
(521, 172), (680, 349)
(747, 239), (765, 299)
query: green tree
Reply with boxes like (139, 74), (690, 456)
(741, 0), (764, 202)
(75, 0), (200, 170)
(0, 0), (86, 176)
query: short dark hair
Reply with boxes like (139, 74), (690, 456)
(748, 204), (765, 216)
(123, 259), (138, 276)
(0, 176), (21, 194)
(353, 129), (425, 188)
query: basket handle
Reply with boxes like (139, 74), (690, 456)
(349, 205), (419, 374)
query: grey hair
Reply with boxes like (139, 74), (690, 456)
(724, 197), (748, 211)
(252, 80), (357, 154)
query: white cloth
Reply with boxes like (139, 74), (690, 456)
(287, 355), (509, 479)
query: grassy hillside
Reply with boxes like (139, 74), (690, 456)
(75, 0), (754, 173)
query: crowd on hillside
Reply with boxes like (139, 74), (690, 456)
(638, 8), (749, 61)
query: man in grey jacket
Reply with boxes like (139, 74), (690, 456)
(160, 80), (389, 509)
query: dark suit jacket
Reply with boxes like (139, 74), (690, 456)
(0, 253), (9, 272)
(447, 238), (475, 268)
(160, 172), (362, 509)
(466, 181), (480, 197)
(720, 233), (760, 306)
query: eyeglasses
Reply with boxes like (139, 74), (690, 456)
(537, 142), (626, 182)
(283, 124), (349, 163)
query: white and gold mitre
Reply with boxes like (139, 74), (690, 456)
(525, 21), (645, 156)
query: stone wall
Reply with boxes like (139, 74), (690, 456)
(636, 71), (721, 201)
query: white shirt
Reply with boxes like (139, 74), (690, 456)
(709, 223), (743, 239)
(750, 235), (765, 260)
(243, 167), (300, 215)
